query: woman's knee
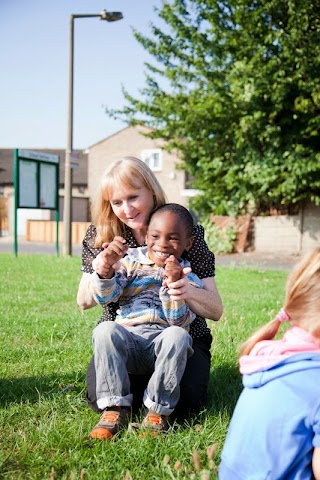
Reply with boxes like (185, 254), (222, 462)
(182, 339), (211, 385)
(173, 340), (212, 417)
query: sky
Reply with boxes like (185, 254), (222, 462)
(0, 0), (163, 150)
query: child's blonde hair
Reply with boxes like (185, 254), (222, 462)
(239, 247), (320, 356)
(91, 156), (167, 245)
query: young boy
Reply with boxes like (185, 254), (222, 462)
(89, 203), (203, 440)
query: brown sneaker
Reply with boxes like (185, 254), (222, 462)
(90, 407), (129, 440)
(141, 409), (170, 435)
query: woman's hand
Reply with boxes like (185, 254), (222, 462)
(167, 272), (223, 321)
(92, 236), (128, 278)
(166, 266), (192, 300)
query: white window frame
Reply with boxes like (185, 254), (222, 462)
(141, 148), (162, 172)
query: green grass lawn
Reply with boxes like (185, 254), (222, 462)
(0, 253), (288, 479)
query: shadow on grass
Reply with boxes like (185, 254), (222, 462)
(0, 372), (86, 406)
(207, 362), (242, 416)
(1, 364), (242, 420)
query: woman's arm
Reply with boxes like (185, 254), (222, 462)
(167, 274), (223, 321)
(175, 223), (222, 320)
(77, 224), (102, 310)
(77, 273), (97, 310)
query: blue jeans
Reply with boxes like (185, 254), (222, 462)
(93, 322), (194, 416)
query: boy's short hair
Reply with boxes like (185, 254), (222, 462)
(149, 203), (194, 238)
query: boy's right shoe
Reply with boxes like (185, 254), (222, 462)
(141, 409), (170, 435)
(90, 407), (129, 440)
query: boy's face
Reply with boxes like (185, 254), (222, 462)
(146, 210), (193, 267)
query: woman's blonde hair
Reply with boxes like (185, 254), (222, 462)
(91, 156), (167, 245)
(239, 247), (320, 356)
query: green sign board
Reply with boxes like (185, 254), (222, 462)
(13, 149), (60, 256)
(16, 149), (59, 210)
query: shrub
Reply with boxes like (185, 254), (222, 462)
(201, 218), (237, 254)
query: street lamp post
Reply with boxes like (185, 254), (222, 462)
(63, 10), (123, 256)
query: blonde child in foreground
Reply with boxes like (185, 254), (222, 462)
(219, 247), (320, 480)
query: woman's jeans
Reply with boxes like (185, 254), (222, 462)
(93, 322), (194, 416)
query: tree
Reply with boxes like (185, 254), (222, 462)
(111, 0), (320, 217)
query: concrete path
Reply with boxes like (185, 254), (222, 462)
(0, 235), (302, 270)
(216, 251), (301, 270)
(0, 236), (82, 256)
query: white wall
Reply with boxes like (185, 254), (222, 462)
(8, 193), (51, 236)
(254, 204), (320, 253)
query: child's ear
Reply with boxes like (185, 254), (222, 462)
(185, 237), (194, 252)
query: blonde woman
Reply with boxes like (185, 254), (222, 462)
(219, 248), (320, 480)
(77, 157), (223, 419)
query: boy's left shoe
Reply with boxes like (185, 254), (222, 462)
(90, 407), (129, 440)
(141, 409), (170, 435)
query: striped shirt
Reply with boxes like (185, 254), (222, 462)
(90, 246), (203, 330)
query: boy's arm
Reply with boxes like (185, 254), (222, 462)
(90, 258), (129, 305)
(159, 287), (195, 328)
(160, 256), (202, 328)
(78, 237), (128, 308)
(90, 273), (122, 305)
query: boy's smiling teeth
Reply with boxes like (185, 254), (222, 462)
(155, 252), (170, 258)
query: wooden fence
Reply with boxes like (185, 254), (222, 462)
(25, 203), (320, 253)
(26, 220), (90, 244)
(0, 197), (8, 233)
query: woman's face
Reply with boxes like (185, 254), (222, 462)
(109, 182), (155, 231)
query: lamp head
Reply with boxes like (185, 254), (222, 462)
(100, 10), (123, 22)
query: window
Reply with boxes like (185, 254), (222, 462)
(141, 149), (162, 172)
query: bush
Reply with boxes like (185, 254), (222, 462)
(201, 218), (237, 254)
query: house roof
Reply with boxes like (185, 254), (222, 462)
(0, 148), (88, 186)
(87, 125), (131, 149)
(87, 124), (154, 149)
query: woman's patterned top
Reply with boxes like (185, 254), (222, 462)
(81, 223), (215, 340)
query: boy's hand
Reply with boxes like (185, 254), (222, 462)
(163, 255), (182, 285)
(92, 236), (128, 278)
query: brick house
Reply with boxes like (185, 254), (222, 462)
(87, 125), (197, 206)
